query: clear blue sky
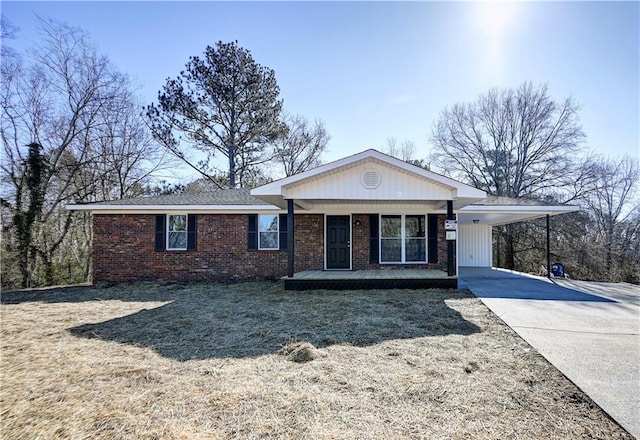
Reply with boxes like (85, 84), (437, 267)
(3, 1), (639, 178)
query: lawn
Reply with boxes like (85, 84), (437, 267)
(0, 282), (632, 439)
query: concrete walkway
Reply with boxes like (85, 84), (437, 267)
(459, 267), (640, 438)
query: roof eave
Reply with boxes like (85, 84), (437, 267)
(65, 204), (279, 212)
(460, 204), (580, 213)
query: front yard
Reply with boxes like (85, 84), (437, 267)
(0, 282), (632, 439)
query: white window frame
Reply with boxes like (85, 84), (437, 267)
(379, 214), (427, 263)
(258, 214), (279, 250)
(166, 214), (188, 251)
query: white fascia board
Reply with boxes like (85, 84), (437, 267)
(457, 204), (581, 226)
(65, 204), (280, 213)
(460, 204), (580, 214)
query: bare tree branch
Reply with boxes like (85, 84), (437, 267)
(272, 114), (329, 177)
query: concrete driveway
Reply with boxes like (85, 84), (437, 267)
(459, 267), (640, 438)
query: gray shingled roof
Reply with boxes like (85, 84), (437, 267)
(84, 188), (270, 206)
(75, 189), (573, 209)
(472, 196), (571, 207)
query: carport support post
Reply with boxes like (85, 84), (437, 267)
(447, 200), (455, 276)
(546, 214), (551, 279)
(287, 199), (294, 278)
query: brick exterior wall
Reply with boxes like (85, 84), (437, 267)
(292, 214), (324, 273)
(92, 212), (453, 283)
(93, 214), (324, 283)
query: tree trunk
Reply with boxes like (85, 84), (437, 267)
(605, 223), (615, 274)
(228, 141), (236, 187)
(505, 224), (516, 270)
(40, 249), (54, 286)
(494, 227), (502, 267)
(18, 235), (30, 288)
(229, 156), (236, 187)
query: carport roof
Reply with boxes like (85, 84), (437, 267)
(459, 196), (579, 225)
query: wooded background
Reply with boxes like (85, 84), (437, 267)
(2, 18), (638, 289)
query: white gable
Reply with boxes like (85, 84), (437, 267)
(284, 157), (455, 200)
(252, 149), (486, 209)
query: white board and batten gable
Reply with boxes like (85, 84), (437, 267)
(252, 149), (486, 213)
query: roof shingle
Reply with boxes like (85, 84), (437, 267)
(82, 188), (270, 206)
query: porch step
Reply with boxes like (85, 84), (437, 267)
(283, 277), (458, 291)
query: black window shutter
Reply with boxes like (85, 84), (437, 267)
(187, 214), (197, 250)
(247, 214), (258, 250)
(369, 214), (379, 263)
(279, 214), (288, 250)
(155, 215), (166, 251)
(428, 214), (439, 263)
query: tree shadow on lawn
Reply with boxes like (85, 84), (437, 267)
(1, 282), (182, 305)
(64, 283), (481, 360)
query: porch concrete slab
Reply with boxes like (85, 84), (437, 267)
(459, 267), (640, 438)
(291, 269), (450, 279)
(283, 269), (456, 290)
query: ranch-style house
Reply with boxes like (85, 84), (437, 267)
(68, 149), (578, 289)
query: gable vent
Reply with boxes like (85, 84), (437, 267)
(361, 169), (381, 189)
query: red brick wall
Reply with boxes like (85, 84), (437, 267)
(292, 214), (324, 272)
(93, 214), (324, 283)
(352, 214), (373, 269)
(437, 214), (455, 268)
(92, 212), (453, 283)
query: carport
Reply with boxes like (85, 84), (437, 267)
(457, 196), (579, 271)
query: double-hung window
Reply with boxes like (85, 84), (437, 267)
(380, 215), (426, 263)
(155, 214), (196, 251)
(381, 215), (402, 262)
(247, 214), (287, 251)
(167, 214), (188, 250)
(258, 214), (279, 250)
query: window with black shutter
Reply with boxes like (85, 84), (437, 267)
(187, 215), (197, 251)
(427, 214), (439, 263)
(248, 214), (287, 250)
(155, 214), (196, 251)
(155, 215), (166, 251)
(248, 214), (258, 250)
(279, 214), (288, 250)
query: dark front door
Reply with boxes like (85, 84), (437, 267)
(326, 216), (350, 269)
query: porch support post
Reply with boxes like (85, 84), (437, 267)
(447, 200), (455, 276)
(287, 199), (295, 278)
(546, 214), (551, 279)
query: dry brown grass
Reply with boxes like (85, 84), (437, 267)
(1, 282), (632, 439)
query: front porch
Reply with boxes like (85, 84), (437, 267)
(283, 269), (458, 291)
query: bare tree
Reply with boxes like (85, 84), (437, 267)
(1, 17), (166, 288)
(430, 82), (585, 199)
(1, 15), (19, 60)
(584, 155), (639, 278)
(385, 138), (416, 162)
(617, 211), (640, 283)
(384, 137), (428, 169)
(272, 114), (329, 177)
(430, 82), (586, 269)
